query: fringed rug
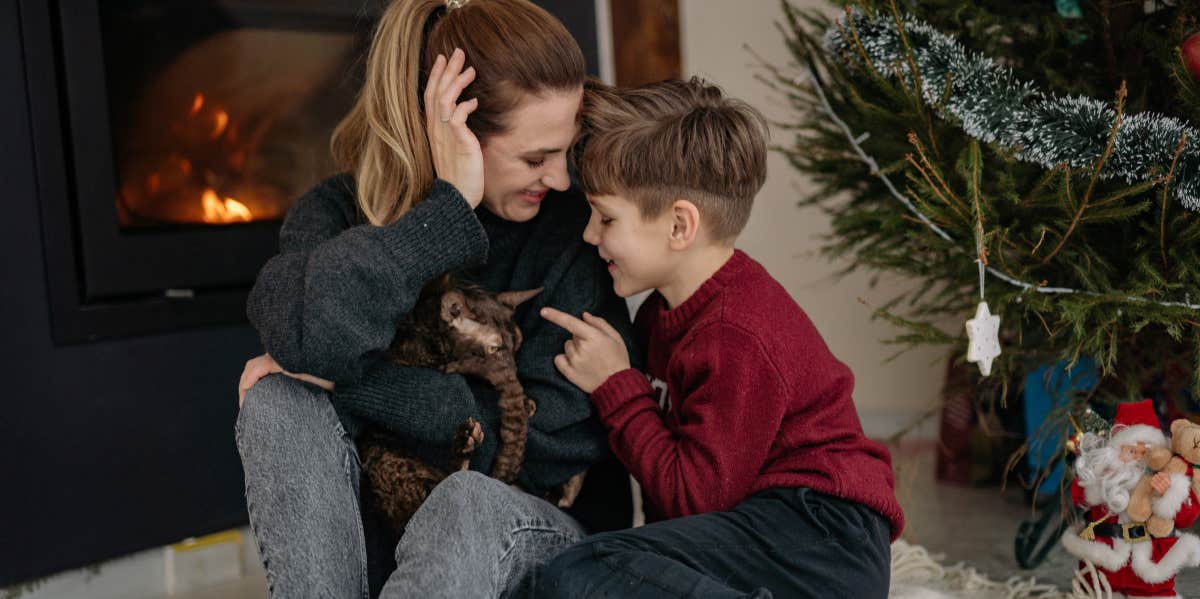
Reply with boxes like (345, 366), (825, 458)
(890, 540), (1122, 599)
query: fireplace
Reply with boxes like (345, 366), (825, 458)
(5, 0), (602, 588)
(23, 0), (375, 342)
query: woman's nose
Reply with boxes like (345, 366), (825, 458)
(541, 159), (570, 192)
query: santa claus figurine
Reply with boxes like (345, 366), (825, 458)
(1061, 400), (1200, 598)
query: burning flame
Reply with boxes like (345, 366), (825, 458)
(211, 110), (229, 139)
(201, 188), (252, 223)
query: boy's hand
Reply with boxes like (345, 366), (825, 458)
(540, 308), (630, 393)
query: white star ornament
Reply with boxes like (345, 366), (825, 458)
(965, 301), (1001, 376)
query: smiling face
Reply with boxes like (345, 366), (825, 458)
(478, 86), (583, 222)
(582, 193), (677, 297)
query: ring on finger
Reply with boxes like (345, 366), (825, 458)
(440, 116), (451, 123)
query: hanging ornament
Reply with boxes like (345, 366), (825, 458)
(1183, 32), (1200, 81)
(1065, 408), (1110, 454)
(965, 301), (1001, 376)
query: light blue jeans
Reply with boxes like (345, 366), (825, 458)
(235, 374), (586, 598)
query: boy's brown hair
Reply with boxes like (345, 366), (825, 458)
(577, 77), (768, 242)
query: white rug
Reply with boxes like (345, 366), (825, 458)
(890, 540), (1117, 599)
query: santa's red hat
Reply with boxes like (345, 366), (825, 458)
(1109, 399), (1166, 449)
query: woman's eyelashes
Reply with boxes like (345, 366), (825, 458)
(525, 158), (545, 168)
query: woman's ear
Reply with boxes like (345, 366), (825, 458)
(668, 199), (701, 250)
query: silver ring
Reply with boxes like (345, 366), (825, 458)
(440, 116), (451, 123)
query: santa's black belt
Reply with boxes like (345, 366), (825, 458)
(1089, 523), (1160, 542)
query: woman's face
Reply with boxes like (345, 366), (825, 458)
(479, 86), (583, 222)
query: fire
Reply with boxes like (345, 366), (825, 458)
(211, 110), (229, 139)
(201, 188), (252, 223)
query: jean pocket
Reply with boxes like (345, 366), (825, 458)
(795, 489), (835, 541)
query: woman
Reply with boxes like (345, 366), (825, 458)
(234, 0), (633, 596)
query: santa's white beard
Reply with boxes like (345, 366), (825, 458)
(1074, 441), (1145, 514)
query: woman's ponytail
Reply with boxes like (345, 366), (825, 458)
(331, 0), (442, 226)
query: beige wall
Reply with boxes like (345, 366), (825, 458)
(678, 0), (947, 439)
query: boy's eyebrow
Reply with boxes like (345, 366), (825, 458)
(522, 147), (564, 156)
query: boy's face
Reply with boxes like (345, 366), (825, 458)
(583, 193), (676, 297)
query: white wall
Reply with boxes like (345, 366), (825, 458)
(679, 0), (947, 440)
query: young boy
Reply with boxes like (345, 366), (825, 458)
(536, 78), (903, 598)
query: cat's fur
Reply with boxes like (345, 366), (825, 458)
(357, 276), (584, 533)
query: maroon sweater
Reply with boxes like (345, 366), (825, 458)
(591, 250), (905, 540)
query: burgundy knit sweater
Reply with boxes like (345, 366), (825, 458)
(591, 250), (905, 540)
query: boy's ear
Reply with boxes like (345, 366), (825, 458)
(668, 199), (701, 250)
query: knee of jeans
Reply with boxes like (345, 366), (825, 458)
(236, 373), (329, 454)
(426, 470), (498, 509)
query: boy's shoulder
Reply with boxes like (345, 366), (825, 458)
(704, 251), (828, 355)
(717, 251), (804, 319)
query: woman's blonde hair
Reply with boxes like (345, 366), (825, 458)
(331, 0), (586, 226)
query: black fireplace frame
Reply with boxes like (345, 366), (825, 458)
(19, 0), (599, 345)
(20, 0), (375, 344)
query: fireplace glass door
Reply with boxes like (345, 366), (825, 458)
(58, 1), (370, 298)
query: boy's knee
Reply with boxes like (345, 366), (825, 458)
(535, 543), (602, 599)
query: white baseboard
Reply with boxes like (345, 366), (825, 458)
(2, 528), (263, 599)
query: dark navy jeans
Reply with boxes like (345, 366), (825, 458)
(536, 487), (891, 598)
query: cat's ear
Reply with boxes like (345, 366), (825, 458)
(496, 287), (543, 308)
(441, 290), (467, 321)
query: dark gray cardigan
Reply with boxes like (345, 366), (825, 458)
(247, 174), (634, 519)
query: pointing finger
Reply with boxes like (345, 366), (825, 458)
(540, 307), (596, 340)
(582, 312), (623, 342)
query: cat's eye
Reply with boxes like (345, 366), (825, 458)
(487, 345), (502, 354)
(450, 303), (462, 317)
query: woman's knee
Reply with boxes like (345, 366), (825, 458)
(409, 470), (548, 539)
(422, 470), (502, 513)
(236, 373), (336, 456)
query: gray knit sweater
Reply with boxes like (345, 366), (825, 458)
(247, 174), (635, 496)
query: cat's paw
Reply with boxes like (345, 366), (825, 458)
(557, 469), (588, 508)
(451, 418), (483, 471)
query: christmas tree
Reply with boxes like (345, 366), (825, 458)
(764, 0), (1200, 414)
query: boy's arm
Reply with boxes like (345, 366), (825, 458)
(590, 323), (787, 519)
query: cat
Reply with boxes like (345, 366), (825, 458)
(357, 275), (585, 532)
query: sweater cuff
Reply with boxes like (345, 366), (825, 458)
(591, 368), (654, 420)
(378, 179), (489, 279)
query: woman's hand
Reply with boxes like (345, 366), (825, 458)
(238, 354), (335, 407)
(426, 48), (484, 208)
